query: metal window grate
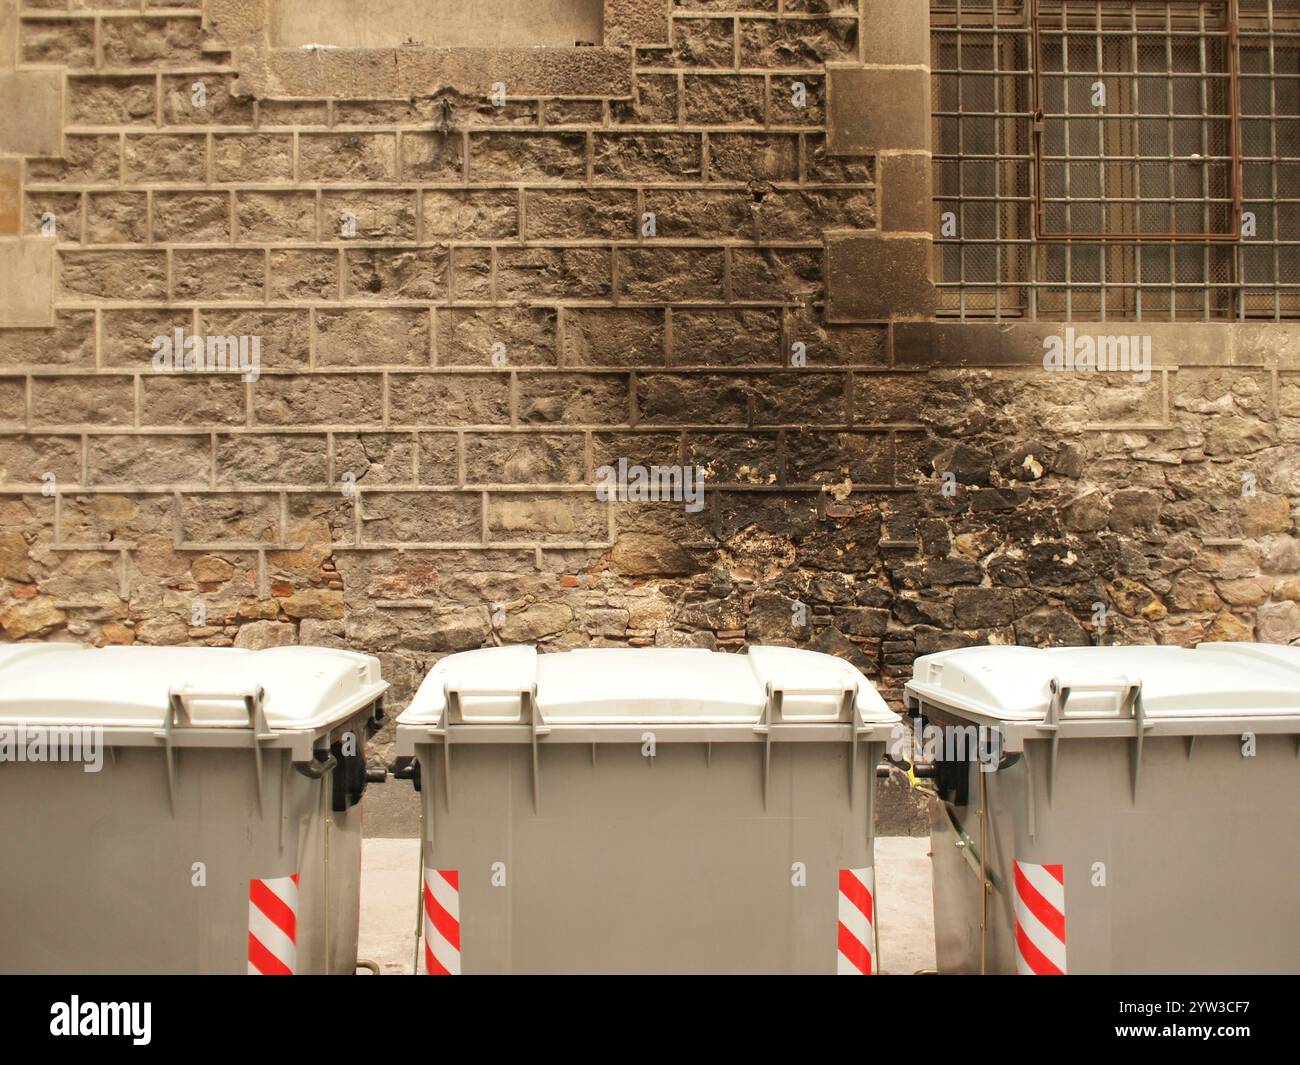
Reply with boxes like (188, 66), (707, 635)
(1239, 0), (1300, 318)
(931, 0), (1300, 320)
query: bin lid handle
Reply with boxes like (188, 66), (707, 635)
(1045, 676), (1149, 805)
(159, 685), (273, 816)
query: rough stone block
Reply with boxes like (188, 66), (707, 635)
(637, 373), (748, 426)
(140, 376), (248, 427)
(524, 189), (635, 240)
(253, 373), (384, 426)
(124, 135), (208, 183)
(730, 247), (822, 302)
(300, 133), (397, 182)
(684, 74), (765, 125)
(269, 249), (339, 301)
(470, 132), (587, 183)
(424, 189), (517, 240)
(517, 372), (630, 425)
(388, 372), (511, 427)
(0, 311), (96, 368)
(320, 190), (417, 242)
(496, 247), (612, 301)
(739, 16), (858, 67)
(616, 248), (725, 302)
(668, 17), (736, 68)
(612, 74), (678, 124)
(154, 191), (232, 243)
(486, 492), (606, 544)
(69, 75), (156, 128)
(334, 433), (417, 486)
(751, 371), (850, 425)
(671, 309), (782, 367)
(563, 308), (665, 368)
(707, 132), (798, 182)
(344, 249), (448, 302)
(101, 16), (204, 67)
(31, 374), (134, 427)
(172, 249), (266, 300)
(88, 435), (211, 487)
(179, 492), (282, 545)
(28, 136), (121, 186)
(21, 17), (96, 68)
(214, 134), (294, 183)
(464, 432), (586, 485)
(399, 133), (464, 181)
(360, 490), (480, 544)
(316, 308), (432, 366)
(86, 192), (150, 244)
(685, 430), (781, 485)
(217, 433), (329, 486)
(198, 310), (312, 371)
(161, 74), (256, 127)
(438, 308), (557, 367)
(593, 133), (701, 182)
(605, 0), (672, 47)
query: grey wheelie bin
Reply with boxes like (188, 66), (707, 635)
(904, 643), (1300, 975)
(0, 644), (387, 974)
(395, 644), (899, 974)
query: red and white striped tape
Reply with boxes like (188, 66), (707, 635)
(247, 873), (299, 975)
(423, 867), (461, 976)
(836, 866), (875, 975)
(1014, 860), (1066, 975)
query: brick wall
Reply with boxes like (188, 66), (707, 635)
(1, 1), (1298, 769)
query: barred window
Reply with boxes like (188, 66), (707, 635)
(932, 0), (1299, 320)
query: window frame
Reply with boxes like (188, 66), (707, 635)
(1028, 0), (1245, 242)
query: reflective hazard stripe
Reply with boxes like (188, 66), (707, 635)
(423, 868), (461, 975)
(248, 874), (298, 975)
(837, 867), (875, 975)
(1014, 860), (1066, 975)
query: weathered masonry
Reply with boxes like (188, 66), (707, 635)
(0, 1), (1297, 776)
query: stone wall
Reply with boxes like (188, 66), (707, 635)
(0, 0), (1297, 782)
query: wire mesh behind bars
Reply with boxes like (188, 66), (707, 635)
(932, 0), (1300, 319)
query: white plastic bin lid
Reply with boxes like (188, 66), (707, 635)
(906, 644), (1300, 721)
(399, 645), (897, 726)
(1196, 641), (1300, 672)
(0, 645), (387, 730)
